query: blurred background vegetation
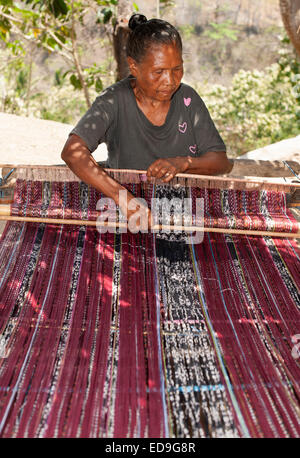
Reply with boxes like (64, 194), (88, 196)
(0, 0), (299, 157)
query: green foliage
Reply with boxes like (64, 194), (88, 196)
(203, 21), (238, 42)
(49, 0), (69, 17)
(0, 0), (119, 106)
(158, 0), (175, 17)
(0, 45), (111, 122)
(0, 62), (93, 123)
(199, 41), (300, 156)
(95, 0), (118, 25)
(179, 21), (238, 42)
(178, 24), (195, 40)
(37, 86), (89, 123)
(160, 0), (175, 8)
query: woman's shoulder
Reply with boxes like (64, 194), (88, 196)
(93, 76), (131, 106)
(175, 82), (205, 109)
(177, 81), (201, 97)
(176, 82), (204, 103)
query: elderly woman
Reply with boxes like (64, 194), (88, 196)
(61, 14), (232, 227)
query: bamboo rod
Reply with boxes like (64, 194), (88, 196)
(0, 205), (11, 216)
(1, 164), (300, 189)
(0, 214), (299, 238)
(1, 161), (300, 178)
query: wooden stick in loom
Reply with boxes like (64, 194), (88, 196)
(1, 164), (300, 192)
(0, 209), (299, 238)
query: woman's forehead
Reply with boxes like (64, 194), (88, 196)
(141, 43), (183, 67)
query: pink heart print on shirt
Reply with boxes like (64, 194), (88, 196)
(178, 122), (187, 133)
(189, 145), (197, 155)
(184, 97), (191, 107)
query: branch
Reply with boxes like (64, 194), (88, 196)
(0, 9), (72, 55)
(0, 55), (22, 72)
(10, 21), (73, 62)
(44, 27), (72, 53)
(0, 10), (23, 24)
(69, 1), (91, 107)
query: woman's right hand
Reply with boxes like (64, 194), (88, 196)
(117, 189), (153, 233)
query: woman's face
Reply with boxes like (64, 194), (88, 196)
(128, 42), (184, 102)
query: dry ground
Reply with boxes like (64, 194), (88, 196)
(0, 112), (107, 166)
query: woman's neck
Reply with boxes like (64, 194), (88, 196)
(129, 77), (172, 126)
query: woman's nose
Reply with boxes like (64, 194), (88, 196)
(163, 70), (175, 87)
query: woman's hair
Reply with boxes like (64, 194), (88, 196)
(126, 14), (182, 63)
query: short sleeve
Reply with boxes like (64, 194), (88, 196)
(187, 88), (226, 155)
(69, 89), (115, 153)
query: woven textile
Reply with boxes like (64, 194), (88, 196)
(11, 179), (299, 234)
(0, 180), (299, 437)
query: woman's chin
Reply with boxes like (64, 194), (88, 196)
(156, 90), (174, 100)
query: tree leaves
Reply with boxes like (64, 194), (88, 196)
(70, 73), (82, 89)
(95, 77), (103, 92)
(100, 7), (113, 24)
(50, 0), (69, 17)
(204, 21), (238, 42)
(0, 0), (122, 106)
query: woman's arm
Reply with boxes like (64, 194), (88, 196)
(147, 151), (233, 182)
(61, 134), (152, 229)
(61, 134), (123, 202)
(184, 151), (233, 175)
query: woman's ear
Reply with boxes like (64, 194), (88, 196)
(127, 56), (138, 77)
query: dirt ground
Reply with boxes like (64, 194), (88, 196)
(0, 112), (107, 166)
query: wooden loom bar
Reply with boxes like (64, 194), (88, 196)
(1, 164), (300, 191)
(0, 213), (299, 238)
(1, 158), (300, 176)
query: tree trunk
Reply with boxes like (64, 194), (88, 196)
(113, 0), (132, 81)
(279, 0), (300, 57)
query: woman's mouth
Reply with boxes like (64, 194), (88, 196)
(158, 88), (175, 95)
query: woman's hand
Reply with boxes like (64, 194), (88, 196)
(146, 156), (192, 183)
(117, 189), (153, 233)
(146, 152), (233, 180)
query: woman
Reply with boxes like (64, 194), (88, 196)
(61, 14), (232, 229)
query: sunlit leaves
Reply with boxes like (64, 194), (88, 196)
(70, 73), (82, 89)
(0, 0), (119, 102)
(100, 7), (113, 24)
(0, 17), (10, 37)
(95, 77), (103, 92)
(49, 0), (69, 17)
(204, 21), (238, 42)
(201, 40), (300, 155)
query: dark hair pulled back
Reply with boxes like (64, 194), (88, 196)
(126, 13), (182, 63)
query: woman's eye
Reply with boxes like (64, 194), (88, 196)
(155, 70), (163, 75)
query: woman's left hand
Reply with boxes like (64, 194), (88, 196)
(146, 156), (192, 183)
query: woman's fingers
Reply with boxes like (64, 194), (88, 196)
(162, 171), (174, 182)
(147, 158), (190, 181)
(119, 192), (152, 233)
(147, 160), (177, 181)
(147, 161), (163, 178)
